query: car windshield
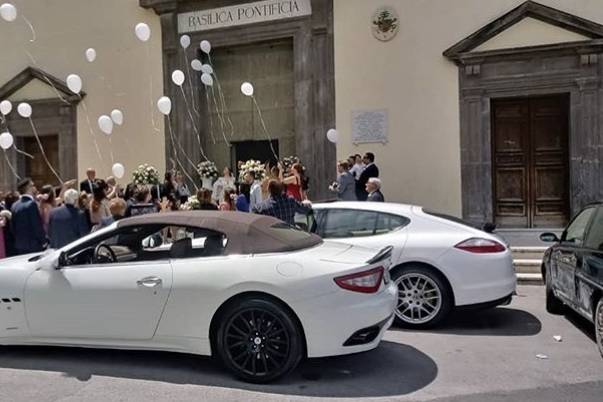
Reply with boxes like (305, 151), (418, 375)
(422, 208), (478, 230)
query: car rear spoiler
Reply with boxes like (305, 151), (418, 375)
(366, 246), (394, 264)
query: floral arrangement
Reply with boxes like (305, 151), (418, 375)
(197, 161), (219, 180)
(181, 195), (201, 211)
(281, 155), (301, 173)
(239, 159), (266, 181)
(132, 164), (160, 185)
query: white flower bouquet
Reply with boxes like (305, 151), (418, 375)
(197, 161), (219, 180)
(181, 195), (201, 210)
(282, 155), (301, 174)
(239, 159), (266, 181)
(132, 164), (160, 185)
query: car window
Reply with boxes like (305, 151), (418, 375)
(375, 212), (410, 234)
(65, 224), (228, 266)
(321, 209), (377, 238)
(563, 207), (596, 246)
(584, 207), (603, 250)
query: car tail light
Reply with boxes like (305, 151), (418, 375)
(455, 238), (506, 253)
(334, 267), (384, 294)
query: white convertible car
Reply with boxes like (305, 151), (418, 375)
(298, 202), (517, 329)
(0, 212), (396, 383)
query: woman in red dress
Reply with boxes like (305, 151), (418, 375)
(281, 162), (306, 201)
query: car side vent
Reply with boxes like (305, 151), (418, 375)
(0, 298), (21, 303)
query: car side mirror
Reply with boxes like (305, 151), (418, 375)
(540, 232), (559, 243)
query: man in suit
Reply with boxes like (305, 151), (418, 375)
(48, 189), (89, 249)
(357, 152), (379, 201)
(80, 168), (96, 194)
(11, 178), (47, 255)
(366, 178), (385, 202)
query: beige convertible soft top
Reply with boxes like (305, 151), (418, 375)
(116, 211), (322, 254)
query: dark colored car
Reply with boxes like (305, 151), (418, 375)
(541, 203), (603, 357)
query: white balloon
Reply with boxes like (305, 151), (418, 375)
(201, 64), (213, 75)
(191, 59), (203, 71)
(66, 74), (82, 94)
(135, 22), (151, 42)
(0, 3), (17, 22)
(0, 132), (13, 150)
(98, 115), (113, 135)
(85, 48), (97, 62)
(200, 40), (211, 54)
(201, 73), (213, 86)
(112, 163), (125, 179)
(171, 70), (185, 86)
(111, 109), (124, 126)
(157, 96), (172, 115)
(241, 82), (254, 97)
(17, 102), (32, 118)
(0, 100), (12, 115)
(327, 128), (339, 144)
(180, 35), (191, 49)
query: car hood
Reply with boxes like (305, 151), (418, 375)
(0, 251), (54, 297)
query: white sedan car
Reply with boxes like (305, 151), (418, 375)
(298, 202), (516, 328)
(0, 212), (396, 383)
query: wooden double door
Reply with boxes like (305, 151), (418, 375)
(492, 95), (569, 228)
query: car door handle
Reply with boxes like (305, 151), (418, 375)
(137, 276), (162, 288)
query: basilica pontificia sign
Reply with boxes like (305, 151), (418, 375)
(178, 0), (312, 33)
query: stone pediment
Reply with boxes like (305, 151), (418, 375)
(0, 67), (84, 104)
(444, 1), (603, 61)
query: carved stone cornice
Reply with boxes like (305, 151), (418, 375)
(139, 0), (178, 15)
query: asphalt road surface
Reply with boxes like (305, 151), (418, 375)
(0, 286), (602, 402)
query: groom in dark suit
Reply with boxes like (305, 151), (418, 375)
(357, 152), (380, 201)
(11, 178), (47, 255)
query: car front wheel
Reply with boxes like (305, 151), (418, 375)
(215, 298), (304, 383)
(595, 299), (603, 358)
(392, 266), (452, 329)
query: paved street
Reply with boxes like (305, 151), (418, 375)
(0, 285), (601, 402)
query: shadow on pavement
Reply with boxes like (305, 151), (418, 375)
(0, 341), (437, 398)
(564, 308), (596, 342)
(392, 307), (542, 336)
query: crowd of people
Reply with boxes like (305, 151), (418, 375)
(0, 152), (382, 259)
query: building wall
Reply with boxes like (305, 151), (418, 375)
(0, 0), (164, 183)
(334, 0), (603, 216)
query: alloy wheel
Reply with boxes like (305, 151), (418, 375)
(596, 300), (603, 357)
(223, 308), (291, 378)
(395, 273), (443, 324)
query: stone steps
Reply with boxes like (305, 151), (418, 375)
(511, 246), (547, 285)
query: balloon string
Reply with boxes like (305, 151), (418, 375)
(14, 146), (34, 159)
(204, 90), (217, 145)
(252, 96), (279, 161)
(23, 50), (70, 105)
(167, 119), (199, 191)
(28, 118), (63, 184)
(207, 55), (234, 140)
(3, 150), (21, 180)
(182, 51), (200, 118)
(80, 98), (104, 165)
(210, 87), (230, 147)
(146, 45), (160, 133)
(168, 118), (197, 170)
(107, 136), (115, 164)
(179, 85), (207, 161)
(21, 15), (36, 42)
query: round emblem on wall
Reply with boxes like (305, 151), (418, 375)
(371, 6), (399, 41)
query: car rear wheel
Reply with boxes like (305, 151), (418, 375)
(392, 266), (452, 329)
(595, 299), (603, 359)
(545, 265), (563, 315)
(215, 298), (303, 383)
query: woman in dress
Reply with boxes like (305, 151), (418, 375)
(236, 183), (251, 212)
(330, 160), (357, 201)
(281, 162), (306, 201)
(89, 180), (111, 226)
(219, 189), (237, 211)
(38, 185), (57, 235)
(212, 167), (236, 204)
